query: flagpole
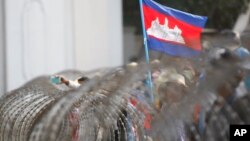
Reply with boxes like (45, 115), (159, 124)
(139, 0), (154, 103)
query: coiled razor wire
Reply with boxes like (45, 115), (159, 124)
(1, 58), (250, 141)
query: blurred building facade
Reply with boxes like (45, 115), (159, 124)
(0, 0), (123, 94)
(0, 0), (5, 95)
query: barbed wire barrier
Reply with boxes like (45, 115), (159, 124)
(1, 50), (250, 141)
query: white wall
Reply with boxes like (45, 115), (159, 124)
(74, 0), (123, 71)
(3, 0), (123, 91)
(0, 0), (5, 95)
(5, 0), (75, 91)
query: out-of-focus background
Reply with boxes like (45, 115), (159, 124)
(0, 0), (250, 95)
(0, 0), (123, 93)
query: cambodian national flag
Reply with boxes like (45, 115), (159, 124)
(142, 0), (207, 57)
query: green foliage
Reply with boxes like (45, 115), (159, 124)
(123, 0), (250, 33)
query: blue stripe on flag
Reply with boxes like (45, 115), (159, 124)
(143, 0), (207, 28)
(147, 37), (201, 57)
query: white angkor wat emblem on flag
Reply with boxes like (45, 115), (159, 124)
(147, 17), (185, 44)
